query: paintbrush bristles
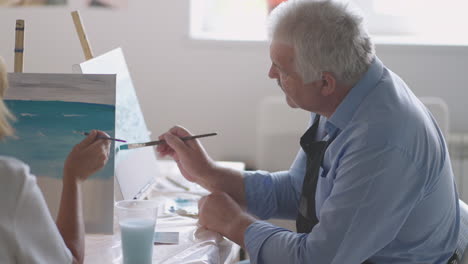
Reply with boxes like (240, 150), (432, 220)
(78, 131), (126, 142)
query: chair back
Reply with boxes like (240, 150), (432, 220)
(458, 200), (468, 263)
(256, 96), (309, 171)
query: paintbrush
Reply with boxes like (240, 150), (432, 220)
(80, 131), (127, 143)
(119, 132), (217, 150)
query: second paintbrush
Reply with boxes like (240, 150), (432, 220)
(119, 132), (217, 150)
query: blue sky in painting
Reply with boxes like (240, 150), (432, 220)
(0, 100), (115, 180)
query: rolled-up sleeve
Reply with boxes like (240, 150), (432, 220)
(243, 147), (307, 220)
(244, 170), (298, 220)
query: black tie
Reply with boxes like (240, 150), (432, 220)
(295, 115), (376, 264)
(296, 115), (329, 233)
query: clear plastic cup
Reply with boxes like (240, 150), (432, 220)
(115, 200), (158, 264)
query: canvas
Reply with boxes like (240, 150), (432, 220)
(76, 47), (159, 201)
(1, 72), (116, 234)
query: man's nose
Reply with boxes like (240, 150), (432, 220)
(268, 64), (278, 79)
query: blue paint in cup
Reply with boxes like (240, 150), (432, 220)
(115, 200), (158, 264)
(120, 218), (155, 264)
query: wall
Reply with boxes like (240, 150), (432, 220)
(0, 0), (467, 169)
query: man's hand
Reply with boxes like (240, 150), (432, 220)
(156, 125), (216, 185)
(157, 125), (248, 207)
(198, 192), (256, 247)
(63, 130), (111, 183)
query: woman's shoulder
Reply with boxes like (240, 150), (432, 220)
(0, 156), (31, 185)
(0, 156), (34, 218)
(0, 155), (29, 172)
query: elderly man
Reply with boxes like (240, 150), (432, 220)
(157, 0), (459, 263)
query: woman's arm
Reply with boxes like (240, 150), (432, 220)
(56, 130), (111, 264)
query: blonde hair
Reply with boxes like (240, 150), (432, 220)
(0, 57), (15, 139)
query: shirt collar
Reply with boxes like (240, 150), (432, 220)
(325, 56), (384, 136)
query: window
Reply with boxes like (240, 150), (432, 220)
(190, 0), (268, 41)
(190, 0), (468, 44)
(354, 0), (468, 37)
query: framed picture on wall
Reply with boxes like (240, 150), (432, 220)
(0, 0), (128, 8)
(86, 0), (126, 8)
(0, 0), (67, 6)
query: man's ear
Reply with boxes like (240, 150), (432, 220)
(320, 72), (336, 96)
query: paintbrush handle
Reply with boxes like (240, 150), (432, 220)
(121, 132), (218, 150)
(145, 132), (218, 147)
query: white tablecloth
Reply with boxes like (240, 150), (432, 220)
(85, 160), (243, 264)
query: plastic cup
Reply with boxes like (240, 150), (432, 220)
(115, 200), (158, 264)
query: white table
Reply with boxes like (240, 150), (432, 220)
(84, 160), (244, 264)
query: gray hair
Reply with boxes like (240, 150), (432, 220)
(268, 0), (375, 85)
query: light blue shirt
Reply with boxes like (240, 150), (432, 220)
(243, 57), (459, 264)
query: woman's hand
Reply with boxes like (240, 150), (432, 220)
(63, 130), (111, 183)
